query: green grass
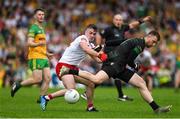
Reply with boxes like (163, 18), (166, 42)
(0, 87), (179, 118)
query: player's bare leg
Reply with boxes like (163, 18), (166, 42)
(78, 70), (109, 84)
(11, 70), (43, 97)
(50, 75), (76, 98)
(22, 70), (43, 85)
(74, 75), (98, 112)
(129, 73), (153, 103)
(59, 66), (109, 84)
(40, 74), (74, 111)
(146, 75), (153, 93)
(40, 68), (51, 96)
(175, 70), (180, 92)
(128, 73), (171, 114)
(39, 68), (52, 110)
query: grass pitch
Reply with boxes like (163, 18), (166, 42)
(0, 87), (179, 118)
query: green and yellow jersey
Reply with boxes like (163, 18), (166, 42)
(176, 45), (180, 69)
(27, 23), (47, 59)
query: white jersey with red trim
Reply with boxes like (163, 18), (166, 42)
(59, 35), (94, 66)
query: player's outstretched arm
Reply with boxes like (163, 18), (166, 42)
(90, 56), (102, 63)
(91, 50), (107, 63)
(129, 16), (152, 29)
(80, 39), (99, 57)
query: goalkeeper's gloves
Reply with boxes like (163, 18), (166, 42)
(94, 45), (102, 52)
(98, 52), (107, 62)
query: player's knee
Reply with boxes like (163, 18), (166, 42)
(94, 79), (103, 85)
(88, 82), (95, 88)
(44, 75), (51, 83)
(34, 77), (42, 83)
(87, 81), (95, 88)
(137, 79), (146, 89)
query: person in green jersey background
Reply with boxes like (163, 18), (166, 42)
(11, 8), (53, 103)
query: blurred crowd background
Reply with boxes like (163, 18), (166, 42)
(0, 0), (180, 89)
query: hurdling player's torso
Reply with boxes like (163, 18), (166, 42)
(60, 35), (93, 65)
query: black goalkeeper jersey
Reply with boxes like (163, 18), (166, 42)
(108, 38), (146, 66)
(100, 24), (130, 53)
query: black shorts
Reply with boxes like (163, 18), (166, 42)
(102, 63), (135, 83)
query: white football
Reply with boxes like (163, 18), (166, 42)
(64, 89), (80, 104)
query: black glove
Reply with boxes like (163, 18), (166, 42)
(94, 45), (102, 52)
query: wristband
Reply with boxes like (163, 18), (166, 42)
(138, 19), (144, 24)
(94, 45), (102, 52)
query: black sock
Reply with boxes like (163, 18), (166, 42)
(114, 80), (124, 97)
(69, 69), (79, 75)
(17, 81), (22, 88)
(149, 101), (160, 110)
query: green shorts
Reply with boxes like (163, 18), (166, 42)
(176, 61), (180, 69)
(28, 59), (50, 71)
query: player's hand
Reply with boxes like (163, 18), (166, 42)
(98, 52), (107, 62)
(46, 52), (54, 59)
(39, 41), (46, 46)
(143, 16), (152, 22)
(94, 45), (102, 52)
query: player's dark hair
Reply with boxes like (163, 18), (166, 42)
(85, 24), (97, 31)
(34, 8), (45, 14)
(148, 31), (160, 41)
